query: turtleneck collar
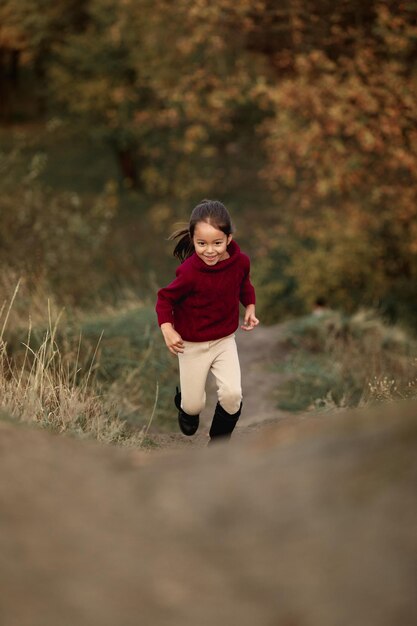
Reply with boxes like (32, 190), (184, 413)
(190, 239), (241, 272)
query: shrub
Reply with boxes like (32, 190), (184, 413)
(0, 142), (117, 304)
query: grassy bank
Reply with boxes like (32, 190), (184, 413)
(2, 276), (416, 449)
(0, 280), (178, 447)
(275, 310), (417, 412)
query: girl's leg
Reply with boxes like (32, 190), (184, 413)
(209, 334), (242, 414)
(177, 340), (211, 415)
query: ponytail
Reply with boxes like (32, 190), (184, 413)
(168, 227), (195, 262)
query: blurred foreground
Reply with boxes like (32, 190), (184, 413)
(0, 399), (416, 626)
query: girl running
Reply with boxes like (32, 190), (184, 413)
(155, 199), (259, 444)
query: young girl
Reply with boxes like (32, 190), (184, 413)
(155, 199), (259, 444)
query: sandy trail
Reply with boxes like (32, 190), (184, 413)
(236, 322), (290, 426)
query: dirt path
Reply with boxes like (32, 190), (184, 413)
(1, 322), (416, 626)
(151, 322), (293, 448)
(1, 388), (415, 626)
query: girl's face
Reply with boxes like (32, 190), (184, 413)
(193, 221), (232, 266)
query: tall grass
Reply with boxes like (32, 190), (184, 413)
(0, 280), (159, 446)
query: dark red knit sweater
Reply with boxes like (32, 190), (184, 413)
(155, 240), (256, 341)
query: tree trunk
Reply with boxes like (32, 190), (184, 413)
(116, 147), (140, 188)
(10, 49), (20, 86)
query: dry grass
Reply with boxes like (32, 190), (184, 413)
(0, 280), (157, 447)
(277, 309), (417, 412)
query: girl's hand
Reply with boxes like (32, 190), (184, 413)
(160, 323), (185, 355)
(240, 304), (260, 331)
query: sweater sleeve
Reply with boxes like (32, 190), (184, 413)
(239, 255), (256, 306)
(155, 264), (194, 326)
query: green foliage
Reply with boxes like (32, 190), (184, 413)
(44, 0), (270, 193)
(0, 140), (118, 304)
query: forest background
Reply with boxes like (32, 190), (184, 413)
(0, 0), (416, 437)
(1, 0), (417, 324)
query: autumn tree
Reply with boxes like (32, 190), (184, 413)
(0, 0), (89, 119)
(47, 0), (272, 191)
(254, 3), (417, 325)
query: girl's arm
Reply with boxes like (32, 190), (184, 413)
(241, 303), (259, 331)
(155, 265), (192, 327)
(239, 256), (259, 331)
(160, 322), (184, 355)
(239, 255), (256, 306)
(155, 265), (193, 354)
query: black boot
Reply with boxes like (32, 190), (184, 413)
(208, 400), (242, 444)
(175, 386), (199, 436)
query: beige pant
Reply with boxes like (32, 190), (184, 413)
(177, 333), (242, 415)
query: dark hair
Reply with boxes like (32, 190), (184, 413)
(169, 199), (234, 262)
